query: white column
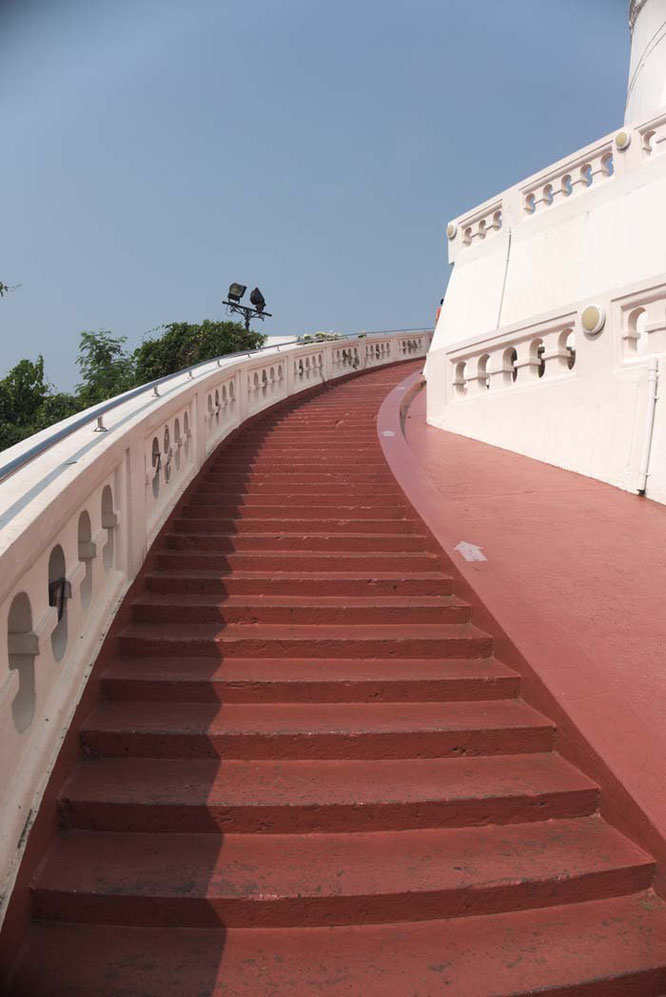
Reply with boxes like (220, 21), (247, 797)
(626, 0), (666, 124)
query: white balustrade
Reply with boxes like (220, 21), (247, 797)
(0, 331), (431, 926)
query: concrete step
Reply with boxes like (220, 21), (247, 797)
(13, 892), (666, 996)
(117, 620), (494, 660)
(164, 533), (431, 552)
(31, 817), (652, 928)
(101, 656), (520, 703)
(59, 753), (598, 834)
(80, 699), (553, 759)
(156, 550), (443, 572)
(144, 569), (453, 597)
(131, 593), (472, 625)
(172, 516), (423, 535)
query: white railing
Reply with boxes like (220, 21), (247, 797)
(0, 329), (431, 923)
(429, 271), (666, 501)
(444, 111), (666, 267)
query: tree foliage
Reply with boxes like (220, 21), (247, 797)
(134, 321), (265, 384)
(76, 330), (136, 407)
(0, 319), (267, 453)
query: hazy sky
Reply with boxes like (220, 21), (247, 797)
(1, 0), (629, 390)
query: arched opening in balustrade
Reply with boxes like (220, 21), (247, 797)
(581, 164), (593, 187)
(543, 184), (554, 206)
(601, 152), (614, 177)
(77, 511), (94, 609)
(101, 485), (116, 571)
(477, 354), (491, 390)
(525, 194), (536, 214)
(493, 209), (502, 230)
(48, 545), (68, 662)
(8, 592), (36, 733)
(530, 339), (546, 378)
(174, 418), (182, 471)
(561, 175), (573, 197)
(183, 411), (191, 459)
(643, 130), (656, 155)
(478, 219), (487, 240)
(626, 307), (648, 355)
(163, 426), (172, 483)
(559, 329), (576, 370)
(503, 347), (518, 383)
(453, 361), (467, 397)
(214, 390), (220, 425)
(463, 226), (473, 244)
(151, 436), (161, 499)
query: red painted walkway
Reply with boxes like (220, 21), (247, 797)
(4, 362), (666, 995)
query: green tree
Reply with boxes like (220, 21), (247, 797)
(0, 357), (49, 425)
(134, 320), (265, 384)
(76, 330), (136, 407)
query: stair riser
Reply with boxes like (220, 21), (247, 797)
(101, 675), (521, 704)
(32, 862), (650, 929)
(60, 787), (599, 835)
(213, 460), (389, 471)
(131, 604), (471, 625)
(173, 519), (422, 536)
(204, 475), (396, 486)
(81, 726), (554, 761)
(145, 577), (453, 597)
(117, 633), (494, 660)
(157, 553), (441, 571)
(196, 484), (401, 497)
(165, 536), (429, 552)
(187, 501), (412, 518)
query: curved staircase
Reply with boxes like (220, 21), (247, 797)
(6, 361), (666, 995)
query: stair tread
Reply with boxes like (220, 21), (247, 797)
(103, 655), (518, 684)
(13, 892), (666, 996)
(61, 752), (596, 810)
(82, 698), (553, 736)
(135, 593), (468, 609)
(147, 569), (450, 581)
(120, 621), (488, 639)
(32, 816), (651, 905)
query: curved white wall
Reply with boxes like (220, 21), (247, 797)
(626, 0), (666, 124)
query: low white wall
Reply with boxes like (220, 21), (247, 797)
(0, 330), (430, 925)
(426, 107), (666, 503)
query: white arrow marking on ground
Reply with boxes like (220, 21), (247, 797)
(454, 542), (487, 562)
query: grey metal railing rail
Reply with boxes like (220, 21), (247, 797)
(0, 328), (431, 484)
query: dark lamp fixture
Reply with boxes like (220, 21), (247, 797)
(250, 287), (266, 313)
(227, 282), (247, 303)
(223, 280), (272, 331)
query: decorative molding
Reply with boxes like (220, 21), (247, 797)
(630, 0), (648, 30)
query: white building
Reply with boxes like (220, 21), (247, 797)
(425, 0), (666, 504)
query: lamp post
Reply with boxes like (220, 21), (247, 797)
(223, 283), (272, 332)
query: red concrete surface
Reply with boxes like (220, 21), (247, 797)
(379, 373), (666, 884)
(5, 361), (666, 995)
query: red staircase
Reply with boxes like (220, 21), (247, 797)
(6, 362), (666, 995)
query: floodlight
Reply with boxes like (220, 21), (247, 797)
(250, 287), (266, 313)
(228, 283), (247, 303)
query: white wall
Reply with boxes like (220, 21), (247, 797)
(426, 107), (666, 504)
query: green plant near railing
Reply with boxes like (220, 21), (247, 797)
(298, 332), (346, 343)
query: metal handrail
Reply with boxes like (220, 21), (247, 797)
(0, 328), (431, 483)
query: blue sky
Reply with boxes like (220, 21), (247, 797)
(1, 0), (629, 390)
